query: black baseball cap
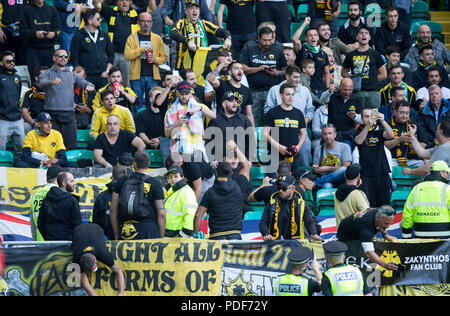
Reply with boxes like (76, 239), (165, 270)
(46, 165), (63, 180)
(118, 153), (134, 167)
(276, 175), (296, 187)
(345, 163), (361, 180)
(293, 169), (317, 181)
(167, 165), (184, 176)
(222, 91), (237, 102)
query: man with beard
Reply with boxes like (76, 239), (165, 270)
(411, 46), (450, 92)
(295, 27), (330, 98)
(342, 25), (387, 109)
(207, 59), (254, 126)
(18, 112), (75, 168)
(241, 26), (286, 126)
(316, 20), (353, 66)
(39, 48), (95, 150)
(0, 51), (25, 155)
(38, 171), (82, 241)
(94, 114), (145, 168)
(124, 12), (168, 109)
(384, 101), (423, 167)
(337, 0), (374, 48)
(406, 24), (450, 73)
(379, 86), (417, 123)
(417, 67), (450, 110)
(207, 92), (255, 161)
(169, 0), (231, 70)
(379, 45), (413, 88)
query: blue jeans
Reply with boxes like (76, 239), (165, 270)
(59, 30), (77, 54)
(315, 167), (347, 188)
(130, 77), (159, 112)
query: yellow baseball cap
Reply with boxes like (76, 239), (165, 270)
(431, 160), (450, 173)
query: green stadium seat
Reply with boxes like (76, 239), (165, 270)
(297, 4), (308, 19)
(66, 149), (94, 166)
(316, 188), (337, 214)
(290, 22), (308, 41)
(146, 149), (163, 168)
(244, 210), (263, 221)
(77, 129), (93, 149)
(251, 166), (266, 188)
(317, 206), (335, 217)
(390, 190), (411, 211)
(392, 166), (421, 190)
(411, 1), (430, 20)
(0, 150), (14, 167)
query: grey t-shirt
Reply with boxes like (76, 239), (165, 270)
(313, 142), (352, 166)
(429, 143), (450, 166)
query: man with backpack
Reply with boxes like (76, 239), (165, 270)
(110, 150), (166, 240)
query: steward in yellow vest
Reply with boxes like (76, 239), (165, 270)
(402, 160), (450, 239)
(164, 166), (198, 237)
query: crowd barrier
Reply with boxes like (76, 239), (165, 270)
(2, 239), (449, 296)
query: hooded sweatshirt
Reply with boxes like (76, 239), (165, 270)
(37, 186), (81, 241)
(334, 184), (370, 228)
(199, 177), (244, 236)
(39, 64), (93, 112)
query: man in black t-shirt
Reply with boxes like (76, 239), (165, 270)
(240, 26), (286, 125)
(342, 25), (387, 109)
(94, 114), (146, 167)
(207, 60), (255, 126)
(136, 87), (166, 149)
(264, 83), (308, 171)
(355, 108), (395, 207)
(193, 152), (250, 240)
(337, 206), (399, 272)
(72, 223), (125, 296)
(217, 0), (256, 60)
(110, 150), (166, 240)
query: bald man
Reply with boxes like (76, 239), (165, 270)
(406, 24), (450, 72)
(124, 12), (168, 109)
(321, 78), (363, 150)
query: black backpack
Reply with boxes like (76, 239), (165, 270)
(118, 174), (152, 220)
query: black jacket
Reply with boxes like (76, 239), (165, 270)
(21, 2), (61, 49)
(337, 18), (374, 47)
(374, 21), (411, 58)
(37, 186), (82, 241)
(92, 181), (116, 240)
(69, 28), (114, 76)
(0, 68), (22, 121)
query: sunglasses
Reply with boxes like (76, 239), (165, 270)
(4, 59), (15, 64)
(278, 185), (294, 192)
(55, 54), (69, 59)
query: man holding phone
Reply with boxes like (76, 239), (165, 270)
(21, 0), (61, 79)
(355, 108), (395, 207)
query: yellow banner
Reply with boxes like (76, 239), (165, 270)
(90, 239), (224, 296)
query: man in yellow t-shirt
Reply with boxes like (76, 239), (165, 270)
(90, 88), (136, 140)
(17, 112), (76, 168)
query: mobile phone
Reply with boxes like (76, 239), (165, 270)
(269, 64), (276, 69)
(372, 108), (378, 120)
(184, 112), (191, 119)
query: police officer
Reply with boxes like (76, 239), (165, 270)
(402, 160), (450, 239)
(322, 240), (371, 296)
(274, 246), (322, 296)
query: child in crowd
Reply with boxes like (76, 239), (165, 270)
(300, 59), (323, 108)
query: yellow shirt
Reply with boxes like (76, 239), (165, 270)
(90, 105), (136, 139)
(22, 129), (66, 159)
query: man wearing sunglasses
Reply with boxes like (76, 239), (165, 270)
(0, 51), (25, 156)
(39, 48), (95, 150)
(259, 175), (321, 242)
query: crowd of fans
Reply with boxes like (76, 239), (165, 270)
(0, 0), (449, 244)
